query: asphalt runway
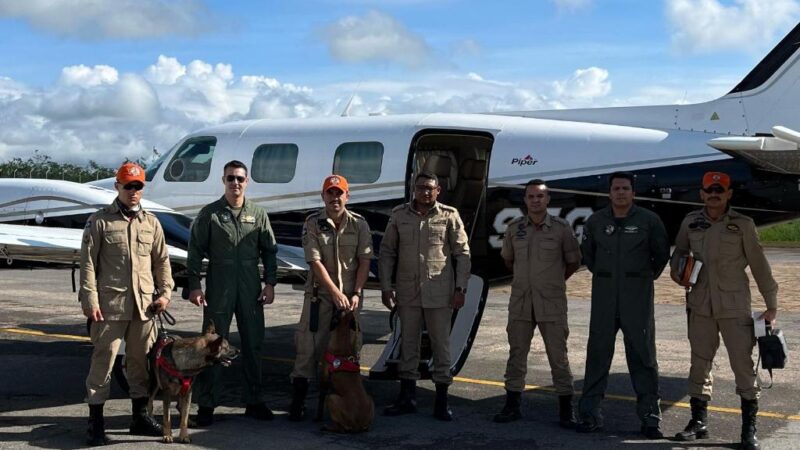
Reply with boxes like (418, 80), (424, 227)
(1, 265), (798, 449)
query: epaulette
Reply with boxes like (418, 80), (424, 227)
(304, 210), (321, 223)
(349, 210), (365, 220)
(438, 204), (457, 212)
(391, 204), (407, 213)
(551, 216), (570, 227)
(507, 216), (526, 227)
(686, 209), (704, 218)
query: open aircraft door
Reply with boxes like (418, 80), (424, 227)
(370, 129), (493, 380)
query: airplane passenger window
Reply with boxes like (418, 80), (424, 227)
(333, 141), (384, 183)
(163, 136), (217, 182)
(251, 143), (298, 183)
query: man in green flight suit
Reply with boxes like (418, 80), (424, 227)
(577, 171), (670, 439)
(187, 160), (278, 426)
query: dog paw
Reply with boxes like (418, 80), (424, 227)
(177, 435), (191, 444)
(162, 435), (173, 444)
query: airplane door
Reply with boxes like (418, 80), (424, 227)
(370, 129), (492, 380)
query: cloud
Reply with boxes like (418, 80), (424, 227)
(552, 67), (611, 99)
(322, 10), (433, 68)
(0, 0), (216, 40)
(551, 0), (593, 12)
(667, 0), (800, 53)
(60, 65), (119, 87)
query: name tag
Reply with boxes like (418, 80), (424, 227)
(241, 215), (256, 224)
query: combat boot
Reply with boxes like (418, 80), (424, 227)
(493, 390), (522, 423)
(129, 397), (163, 436)
(741, 398), (760, 450)
(433, 383), (453, 421)
(288, 377), (309, 421)
(86, 403), (110, 446)
(195, 406), (214, 427)
(558, 395), (577, 429)
(675, 397), (709, 441)
(384, 379), (417, 416)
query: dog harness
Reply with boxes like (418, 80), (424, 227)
(323, 351), (360, 373)
(154, 337), (194, 396)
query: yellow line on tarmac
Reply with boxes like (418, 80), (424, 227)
(3, 327), (798, 421)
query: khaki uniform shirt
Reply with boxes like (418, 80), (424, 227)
(671, 208), (778, 319)
(501, 214), (581, 322)
(79, 201), (174, 321)
(302, 208), (373, 296)
(379, 201), (471, 308)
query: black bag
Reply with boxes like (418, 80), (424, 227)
(756, 325), (788, 388)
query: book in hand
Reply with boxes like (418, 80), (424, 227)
(678, 253), (703, 286)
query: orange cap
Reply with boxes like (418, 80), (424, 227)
(322, 175), (348, 193)
(116, 162), (146, 185)
(702, 171), (730, 189)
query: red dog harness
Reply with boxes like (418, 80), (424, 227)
(323, 351), (360, 374)
(154, 337), (194, 396)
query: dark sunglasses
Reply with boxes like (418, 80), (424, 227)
(123, 183), (144, 191)
(703, 186), (726, 194)
(415, 185), (437, 193)
(226, 175), (246, 183)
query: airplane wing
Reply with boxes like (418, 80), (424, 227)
(0, 224), (308, 280)
(707, 126), (800, 175)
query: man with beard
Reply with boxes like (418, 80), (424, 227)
(670, 172), (778, 450)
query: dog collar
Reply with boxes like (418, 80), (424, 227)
(323, 351), (360, 373)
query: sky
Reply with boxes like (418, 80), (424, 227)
(0, 0), (799, 166)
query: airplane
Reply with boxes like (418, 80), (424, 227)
(5, 22), (800, 381)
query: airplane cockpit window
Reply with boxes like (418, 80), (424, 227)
(333, 141), (384, 183)
(163, 136), (217, 182)
(251, 143), (298, 183)
(145, 140), (182, 181)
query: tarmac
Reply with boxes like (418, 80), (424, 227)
(1, 254), (799, 449)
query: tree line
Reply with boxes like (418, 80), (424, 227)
(0, 150), (148, 183)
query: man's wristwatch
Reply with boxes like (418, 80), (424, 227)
(455, 286), (467, 295)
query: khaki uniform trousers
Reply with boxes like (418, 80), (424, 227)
(505, 315), (573, 394)
(291, 293), (362, 380)
(688, 311), (759, 401)
(86, 317), (156, 404)
(398, 305), (453, 385)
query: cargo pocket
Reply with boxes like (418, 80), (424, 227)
(537, 239), (559, 262)
(137, 231), (154, 256)
(103, 231), (128, 256)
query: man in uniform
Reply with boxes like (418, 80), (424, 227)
(493, 179), (581, 427)
(187, 160), (278, 426)
(379, 171), (471, 421)
(81, 162), (173, 446)
(670, 172), (777, 450)
(287, 175), (372, 421)
(577, 171), (670, 438)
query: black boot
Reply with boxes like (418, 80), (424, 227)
(558, 395), (578, 429)
(245, 403), (275, 421)
(86, 403), (110, 446)
(384, 379), (417, 416)
(195, 406), (214, 427)
(741, 398), (760, 450)
(433, 383), (453, 421)
(288, 378), (309, 422)
(129, 397), (163, 436)
(493, 390), (522, 423)
(675, 397), (709, 441)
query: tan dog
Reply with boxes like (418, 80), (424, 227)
(316, 310), (374, 432)
(148, 323), (239, 443)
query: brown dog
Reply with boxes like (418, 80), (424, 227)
(148, 323), (239, 443)
(316, 310), (374, 433)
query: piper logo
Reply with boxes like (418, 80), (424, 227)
(511, 155), (537, 166)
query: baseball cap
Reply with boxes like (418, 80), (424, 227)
(322, 175), (349, 193)
(116, 162), (146, 185)
(702, 171), (730, 190)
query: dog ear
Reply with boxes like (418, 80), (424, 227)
(208, 336), (223, 353)
(205, 320), (217, 336)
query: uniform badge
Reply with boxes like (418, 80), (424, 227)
(241, 214), (256, 224)
(604, 224), (616, 235)
(318, 219), (332, 233)
(623, 225), (639, 234)
(689, 218), (711, 230)
(220, 213), (230, 223)
(726, 223), (740, 232)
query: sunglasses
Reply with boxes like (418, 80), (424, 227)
(415, 185), (437, 194)
(703, 186), (726, 194)
(123, 183), (144, 191)
(226, 175), (246, 183)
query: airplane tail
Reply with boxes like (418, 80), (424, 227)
(500, 22), (800, 138)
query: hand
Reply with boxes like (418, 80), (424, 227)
(258, 284), (275, 305)
(452, 291), (466, 310)
(349, 294), (360, 311)
(381, 290), (396, 310)
(332, 290), (350, 310)
(760, 308), (778, 324)
(84, 307), (104, 322)
(188, 289), (207, 307)
(150, 296), (170, 313)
